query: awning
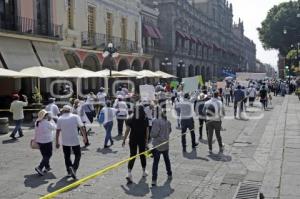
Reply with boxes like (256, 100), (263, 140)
(183, 33), (190, 40)
(190, 36), (197, 43)
(153, 27), (163, 39)
(120, 69), (141, 77)
(0, 37), (40, 71)
(197, 38), (203, 44)
(176, 31), (185, 38)
(137, 70), (161, 78)
(32, 41), (69, 70)
(143, 25), (159, 39)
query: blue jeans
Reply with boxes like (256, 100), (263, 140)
(11, 119), (23, 137)
(152, 149), (172, 181)
(104, 121), (113, 146)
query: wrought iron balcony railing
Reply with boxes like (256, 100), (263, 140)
(0, 16), (63, 40)
(81, 32), (138, 53)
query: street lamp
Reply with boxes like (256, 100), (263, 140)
(161, 57), (172, 73)
(177, 60), (186, 82)
(103, 43), (119, 96)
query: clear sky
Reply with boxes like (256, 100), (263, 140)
(228, 0), (287, 70)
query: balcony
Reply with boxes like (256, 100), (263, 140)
(0, 16), (63, 40)
(143, 45), (163, 54)
(81, 32), (138, 53)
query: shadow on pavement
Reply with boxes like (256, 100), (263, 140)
(183, 149), (209, 161)
(24, 173), (56, 188)
(150, 179), (175, 199)
(2, 138), (20, 144)
(47, 176), (78, 193)
(207, 153), (232, 162)
(112, 135), (123, 141)
(121, 177), (150, 197)
(97, 147), (118, 154)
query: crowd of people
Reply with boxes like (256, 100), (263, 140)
(7, 77), (299, 186)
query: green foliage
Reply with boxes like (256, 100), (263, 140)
(32, 87), (43, 104)
(258, 1), (300, 55)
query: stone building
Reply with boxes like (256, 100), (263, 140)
(145, 0), (257, 81)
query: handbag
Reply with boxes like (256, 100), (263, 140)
(30, 139), (40, 149)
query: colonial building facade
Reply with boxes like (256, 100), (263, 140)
(144, 0), (257, 81)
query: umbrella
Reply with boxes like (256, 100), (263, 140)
(20, 66), (72, 95)
(119, 69), (141, 77)
(154, 70), (176, 78)
(96, 69), (132, 77)
(225, 76), (233, 81)
(0, 68), (36, 78)
(137, 70), (162, 78)
(20, 66), (71, 78)
(64, 67), (100, 78)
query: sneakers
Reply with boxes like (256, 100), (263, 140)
(19, 134), (24, 138)
(69, 167), (77, 179)
(219, 144), (225, 154)
(44, 167), (52, 173)
(142, 170), (148, 178)
(151, 180), (157, 187)
(9, 134), (16, 140)
(192, 143), (199, 148)
(208, 150), (213, 155)
(126, 173), (133, 184)
(35, 167), (44, 176)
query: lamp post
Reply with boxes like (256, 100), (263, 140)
(161, 57), (172, 74)
(103, 43), (119, 96)
(177, 60), (185, 82)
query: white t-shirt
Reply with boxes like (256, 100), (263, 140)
(10, 100), (28, 120)
(101, 107), (117, 125)
(57, 113), (83, 146)
(113, 100), (128, 117)
(45, 103), (60, 119)
(144, 105), (153, 126)
(35, 119), (56, 143)
(248, 87), (256, 98)
(97, 92), (107, 105)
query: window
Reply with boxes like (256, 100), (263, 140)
(36, 0), (50, 34)
(106, 12), (113, 42)
(134, 21), (138, 45)
(67, 0), (74, 29)
(121, 17), (127, 43)
(88, 6), (96, 42)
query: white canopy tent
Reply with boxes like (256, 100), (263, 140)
(120, 69), (141, 77)
(0, 68), (36, 78)
(154, 70), (176, 79)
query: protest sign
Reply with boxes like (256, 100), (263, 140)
(139, 85), (155, 100)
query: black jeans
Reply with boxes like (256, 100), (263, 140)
(234, 101), (243, 117)
(225, 95), (230, 106)
(206, 121), (223, 151)
(128, 141), (146, 170)
(181, 118), (196, 148)
(117, 118), (125, 136)
(63, 145), (81, 173)
(152, 149), (172, 181)
(38, 142), (53, 170)
(199, 119), (206, 139)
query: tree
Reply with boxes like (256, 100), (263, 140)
(258, 0), (300, 55)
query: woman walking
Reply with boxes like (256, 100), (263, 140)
(100, 101), (116, 148)
(150, 109), (172, 186)
(34, 110), (56, 176)
(122, 106), (149, 183)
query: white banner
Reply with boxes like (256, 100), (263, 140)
(182, 76), (199, 93)
(236, 73), (266, 81)
(139, 85), (155, 100)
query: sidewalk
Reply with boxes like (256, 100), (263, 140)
(261, 95), (300, 199)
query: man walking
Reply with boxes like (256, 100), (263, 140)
(203, 92), (225, 154)
(113, 95), (128, 136)
(45, 98), (60, 123)
(9, 94), (28, 139)
(233, 85), (245, 119)
(56, 105), (88, 179)
(178, 93), (198, 152)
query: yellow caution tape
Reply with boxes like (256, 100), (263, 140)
(40, 124), (201, 199)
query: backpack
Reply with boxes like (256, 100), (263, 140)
(98, 111), (105, 124)
(206, 103), (216, 117)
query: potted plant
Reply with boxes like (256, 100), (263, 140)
(32, 87), (43, 109)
